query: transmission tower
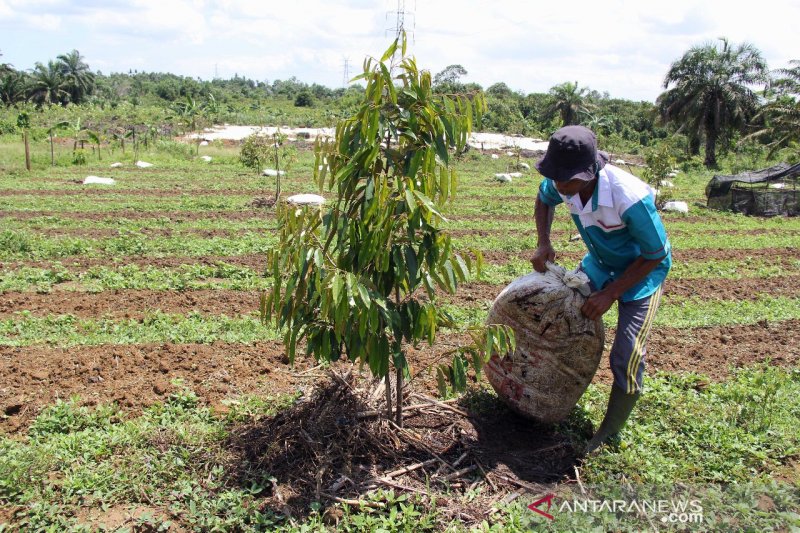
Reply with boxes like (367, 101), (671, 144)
(342, 57), (351, 87)
(386, 0), (415, 42)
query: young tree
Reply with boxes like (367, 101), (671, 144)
(261, 35), (513, 426)
(657, 38), (769, 168)
(47, 121), (69, 166)
(239, 133), (272, 174)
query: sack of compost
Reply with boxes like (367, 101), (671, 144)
(485, 263), (604, 424)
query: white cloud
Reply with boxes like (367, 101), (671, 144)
(0, 0), (796, 101)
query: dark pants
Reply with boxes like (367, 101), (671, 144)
(609, 287), (663, 393)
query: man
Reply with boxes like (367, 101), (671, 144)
(531, 125), (671, 453)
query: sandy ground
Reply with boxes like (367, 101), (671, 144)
(191, 124), (550, 152)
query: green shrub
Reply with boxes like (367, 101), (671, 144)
(238, 133), (271, 173)
(294, 90), (314, 107)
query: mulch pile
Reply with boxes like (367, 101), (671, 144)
(227, 371), (585, 526)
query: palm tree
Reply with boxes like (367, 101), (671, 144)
(0, 50), (13, 75)
(29, 61), (68, 105)
(56, 49), (95, 104)
(657, 38), (769, 168)
(747, 60), (800, 155)
(0, 70), (27, 105)
(545, 81), (590, 127)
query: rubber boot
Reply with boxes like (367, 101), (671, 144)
(585, 385), (640, 454)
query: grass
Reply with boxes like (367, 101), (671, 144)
(0, 229), (277, 261)
(0, 311), (281, 347)
(437, 294), (800, 331)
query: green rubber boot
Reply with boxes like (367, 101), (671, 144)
(585, 385), (640, 454)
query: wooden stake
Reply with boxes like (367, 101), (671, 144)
(23, 131), (31, 171)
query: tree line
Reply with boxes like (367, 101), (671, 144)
(1, 39), (798, 168)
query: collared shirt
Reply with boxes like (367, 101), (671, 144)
(538, 164), (671, 302)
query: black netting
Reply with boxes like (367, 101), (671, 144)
(705, 163), (800, 216)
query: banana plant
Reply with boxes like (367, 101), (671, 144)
(110, 127), (133, 155)
(86, 129), (104, 161)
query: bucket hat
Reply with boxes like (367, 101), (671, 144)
(535, 125), (606, 182)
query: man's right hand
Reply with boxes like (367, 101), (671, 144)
(530, 243), (556, 272)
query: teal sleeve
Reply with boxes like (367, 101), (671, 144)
(621, 195), (671, 260)
(538, 179), (563, 207)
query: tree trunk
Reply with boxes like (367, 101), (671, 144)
(23, 131), (31, 171)
(704, 129), (718, 169)
(274, 142), (282, 203)
(395, 366), (403, 427)
(394, 286), (403, 427)
(384, 373), (393, 419)
(689, 135), (701, 156)
(49, 133), (55, 166)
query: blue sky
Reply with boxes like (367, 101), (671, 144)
(1, 0), (796, 102)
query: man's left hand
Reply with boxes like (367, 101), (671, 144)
(581, 290), (616, 320)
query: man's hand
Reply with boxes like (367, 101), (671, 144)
(530, 244), (556, 272)
(581, 289), (616, 320)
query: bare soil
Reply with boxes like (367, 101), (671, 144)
(2, 275), (799, 321)
(1, 316), (797, 435)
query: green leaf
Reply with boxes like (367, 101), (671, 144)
(443, 261), (457, 292)
(404, 246), (418, 286)
(332, 275), (343, 306)
(412, 190), (446, 222)
(379, 62), (397, 104)
(357, 283), (371, 307)
(485, 331), (495, 358)
(450, 254), (466, 282)
(434, 134), (449, 165)
(381, 39), (399, 62)
(471, 349), (485, 378)
(453, 356), (467, 390)
(404, 188), (417, 216)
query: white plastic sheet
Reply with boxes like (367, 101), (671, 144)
(83, 176), (115, 185)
